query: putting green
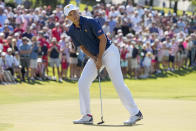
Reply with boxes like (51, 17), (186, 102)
(0, 99), (196, 131)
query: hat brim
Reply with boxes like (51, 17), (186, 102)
(65, 7), (79, 16)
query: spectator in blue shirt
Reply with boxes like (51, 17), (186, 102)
(149, 23), (159, 34)
(19, 37), (31, 81)
(30, 36), (40, 82)
(0, 6), (7, 27)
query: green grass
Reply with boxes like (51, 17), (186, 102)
(0, 69), (196, 105)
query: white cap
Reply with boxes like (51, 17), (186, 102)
(64, 4), (79, 16)
(1, 52), (6, 56)
(7, 48), (12, 52)
(52, 37), (57, 42)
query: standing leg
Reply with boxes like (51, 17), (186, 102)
(103, 45), (139, 116)
(78, 58), (98, 115)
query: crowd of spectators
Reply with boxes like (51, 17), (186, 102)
(0, 0), (195, 84)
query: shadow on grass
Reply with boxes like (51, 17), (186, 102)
(83, 123), (143, 127)
(20, 67), (196, 85)
(172, 95), (196, 99)
(139, 67), (196, 80)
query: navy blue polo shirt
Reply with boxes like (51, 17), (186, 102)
(67, 16), (111, 56)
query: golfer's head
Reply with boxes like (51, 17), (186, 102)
(64, 4), (79, 22)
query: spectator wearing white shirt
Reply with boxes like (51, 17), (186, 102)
(108, 6), (120, 18)
(141, 52), (152, 78)
(126, 2), (134, 14)
(102, 20), (110, 34)
(126, 38), (133, 77)
(82, 7), (92, 17)
(13, 51), (22, 81)
(5, 48), (15, 75)
(0, 6), (8, 27)
(1, 52), (15, 83)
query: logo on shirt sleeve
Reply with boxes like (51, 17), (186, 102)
(98, 29), (102, 33)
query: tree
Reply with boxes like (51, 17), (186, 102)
(170, 0), (179, 15)
(173, 0), (178, 14)
(192, 0), (196, 12)
(149, 0), (154, 6)
(34, 0), (59, 8)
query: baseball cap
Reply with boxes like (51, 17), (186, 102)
(64, 4), (79, 16)
(7, 48), (12, 52)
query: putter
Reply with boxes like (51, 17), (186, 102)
(97, 70), (104, 125)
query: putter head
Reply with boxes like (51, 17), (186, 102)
(97, 120), (104, 125)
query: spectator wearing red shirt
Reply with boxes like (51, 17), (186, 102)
(2, 39), (9, 52)
(14, 24), (24, 37)
(38, 31), (50, 77)
(120, 45), (128, 78)
(52, 23), (62, 41)
(0, 32), (4, 44)
(61, 53), (68, 80)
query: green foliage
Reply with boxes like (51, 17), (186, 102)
(192, 0), (196, 6)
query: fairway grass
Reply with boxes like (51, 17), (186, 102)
(0, 99), (196, 131)
(0, 69), (196, 105)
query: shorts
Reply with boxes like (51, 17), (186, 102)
(69, 57), (78, 64)
(50, 58), (60, 67)
(131, 58), (139, 69)
(151, 59), (157, 63)
(20, 57), (30, 68)
(157, 55), (162, 62)
(169, 55), (175, 63)
(62, 61), (68, 70)
(162, 56), (169, 61)
(121, 60), (128, 67)
(42, 55), (48, 65)
(30, 59), (38, 68)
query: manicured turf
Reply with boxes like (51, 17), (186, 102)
(0, 68), (196, 105)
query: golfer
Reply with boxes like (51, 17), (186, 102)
(64, 4), (143, 125)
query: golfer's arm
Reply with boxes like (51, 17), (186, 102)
(97, 34), (107, 60)
(80, 45), (95, 59)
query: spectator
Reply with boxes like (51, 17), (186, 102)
(0, 6), (7, 27)
(52, 23), (62, 42)
(82, 7), (92, 17)
(141, 52), (152, 78)
(61, 53), (68, 80)
(49, 37), (62, 82)
(19, 37), (31, 82)
(131, 42), (139, 79)
(5, 48), (15, 76)
(69, 43), (78, 81)
(120, 45), (128, 78)
(13, 51), (22, 82)
(30, 36), (40, 82)
(1, 52), (15, 83)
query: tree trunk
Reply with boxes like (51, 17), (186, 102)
(131, 0), (135, 5)
(169, 0), (172, 8)
(150, 0), (154, 6)
(173, 1), (178, 15)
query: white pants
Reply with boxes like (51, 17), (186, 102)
(78, 44), (139, 116)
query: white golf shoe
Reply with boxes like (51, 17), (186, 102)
(73, 114), (93, 124)
(124, 111), (143, 126)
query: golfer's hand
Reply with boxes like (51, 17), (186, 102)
(96, 58), (102, 70)
(92, 56), (97, 63)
